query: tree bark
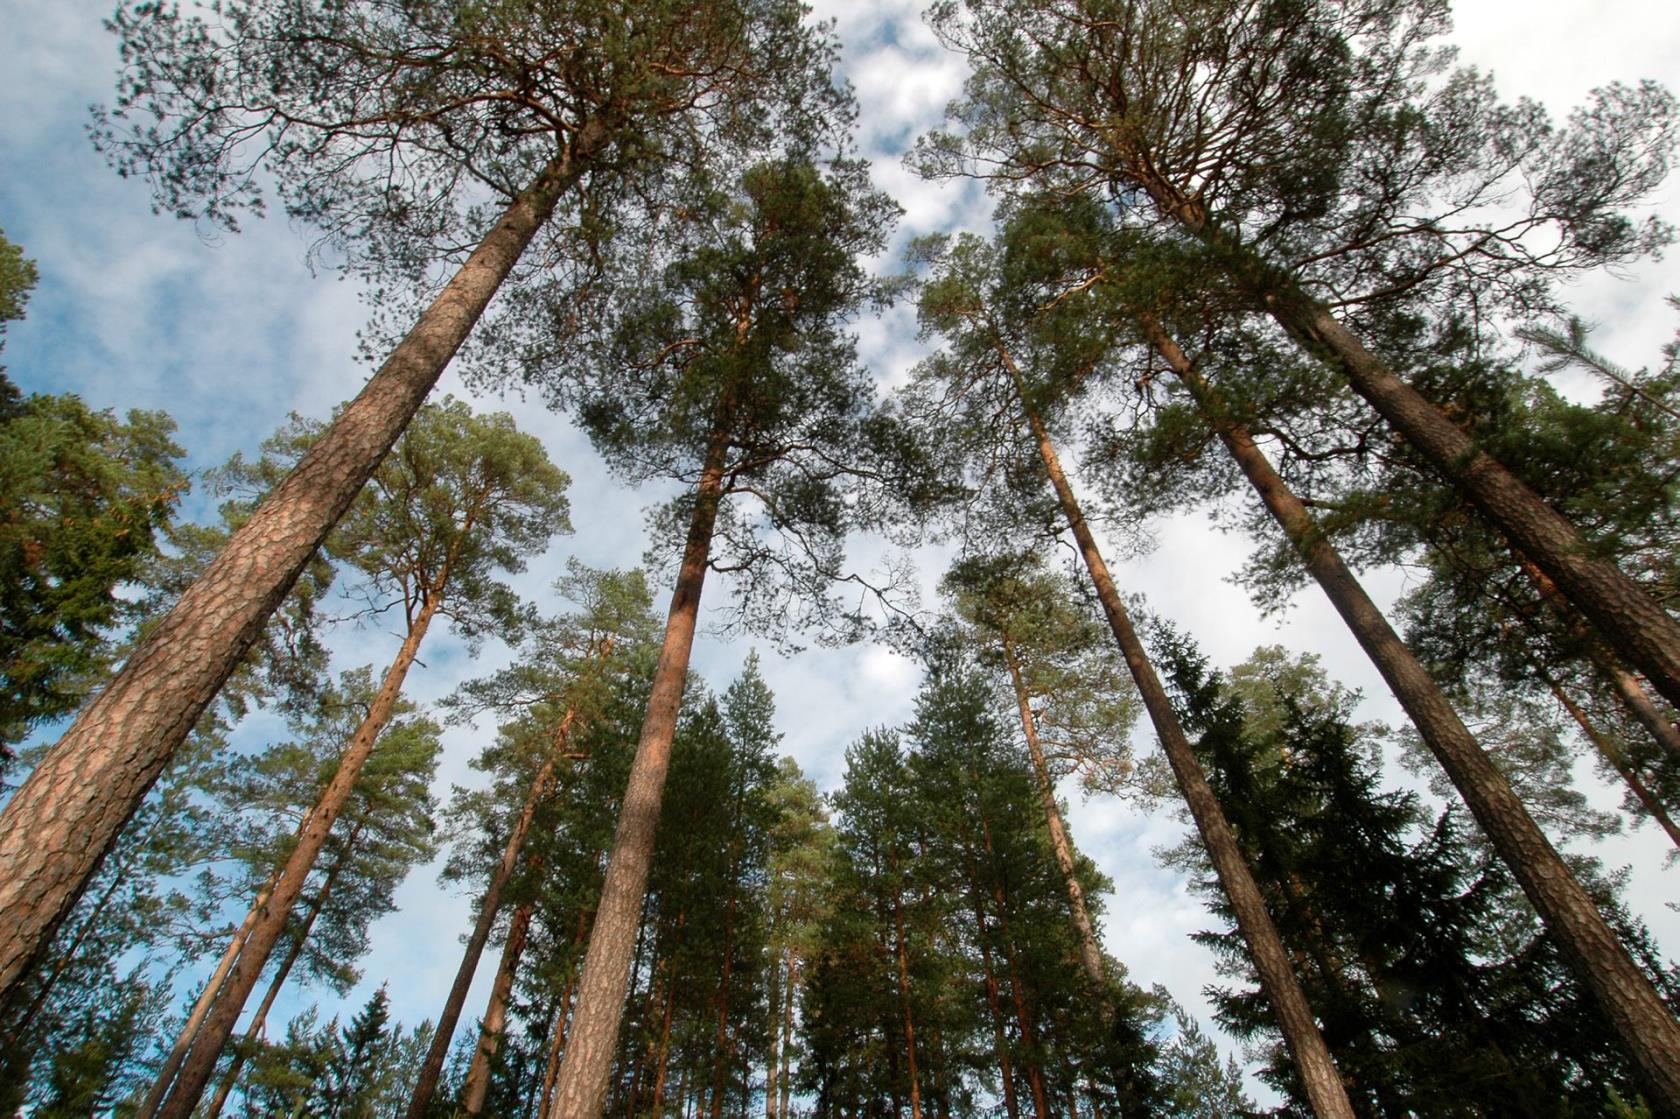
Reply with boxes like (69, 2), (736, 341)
(1004, 352), (1356, 1119)
(1276, 296), (1680, 714)
(998, 637), (1107, 991)
(155, 595), (444, 1119)
(1543, 675), (1680, 852)
(893, 891), (925, 1119)
(1141, 320), (1680, 1116)
(204, 843), (350, 1119)
(407, 707), (578, 1119)
(0, 128), (608, 1005)
(776, 957), (796, 1119)
(137, 860), (285, 1119)
(458, 897), (536, 1115)
(546, 426), (730, 1119)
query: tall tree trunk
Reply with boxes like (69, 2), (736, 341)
(977, 927), (1021, 1119)
(648, 956), (683, 1116)
(155, 594), (444, 1119)
(137, 860), (286, 1119)
(0, 128), (608, 1004)
(893, 892), (925, 1119)
(1513, 557), (1680, 762)
(458, 897), (537, 1115)
(998, 636), (1107, 991)
(1542, 675), (1680, 851)
(776, 958), (796, 1119)
(535, 904), (595, 1119)
(204, 843), (350, 1119)
(708, 880), (741, 1119)
(977, 814), (1049, 1119)
(1144, 186), (1680, 715)
(1274, 294), (1680, 712)
(547, 426), (730, 1119)
(408, 706), (580, 1119)
(766, 949), (785, 1119)
(1142, 321), (1680, 1114)
(1002, 352), (1356, 1119)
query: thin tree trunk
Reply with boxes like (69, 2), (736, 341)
(998, 637), (1106, 990)
(776, 958), (796, 1119)
(977, 926), (1021, 1119)
(1516, 558), (1680, 761)
(155, 594), (444, 1119)
(649, 956), (682, 1115)
(1542, 675), (1680, 851)
(204, 843), (350, 1119)
(459, 897), (537, 1115)
(536, 904), (595, 1119)
(1142, 320), (1680, 1115)
(0, 129), (608, 1004)
(547, 425), (730, 1119)
(766, 949), (784, 1119)
(138, 860), (285, 1119)
(408, 706), (580, 1119)
(977, 814), (1049, 1119)
(893, 893), (925, 1119)
(1002, 350), (1356, 1119)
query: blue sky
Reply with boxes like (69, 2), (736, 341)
(5, 0), (1680, 1102)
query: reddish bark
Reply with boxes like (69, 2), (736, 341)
(545, 427), (730, 1117)
(1142, 321), (1680, 1114)
(155, 597), (443, 1119)
(459, 898), (537, 1114)
(0, 130), (605, 1004)
(1002, 349), (1356, 1118)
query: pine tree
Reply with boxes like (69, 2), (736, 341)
(0, 0), (850, 1003)
(148, 399), (564, 1119)
(529, 156), (901, 1117)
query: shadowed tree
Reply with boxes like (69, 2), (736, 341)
(0, 0), (851, 1002)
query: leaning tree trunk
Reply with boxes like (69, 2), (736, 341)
(1540, 673), (1680, 852)
(459, 897), (537, 1114)
(137, 858), (286, 1119)
(154, 593), (444, 1119)
(406, 705), (580, 1119)
(1272, 292), (1680, 713)
(204, 840), (352, 1119)
(998, 635), (1106, 991)
(545, 427), (730, 1119)
(1141, 320), (1680, 1115)
(1001, 352), (1356, 1119)
(1148, 187), (1680, 716)
(0, 126), (609, 1005)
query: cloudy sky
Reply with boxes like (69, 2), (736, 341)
(4, 0), (1680, 1100)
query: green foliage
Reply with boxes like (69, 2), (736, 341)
(241, 989), (432, 1118)
(518, 157), (910, 645)
(1156, 634), (1657, 1114)
(0, 226), (37, 380)
(0, 393), (187, 754)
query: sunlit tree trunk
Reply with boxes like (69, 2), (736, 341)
(408, 705), (580, 1119)
(547, 426), (730, 1117)
(458, 898), (536, 1114)
(155, 594), (444, 1119)
(0, 134), (605, 1004)
(998, 636), (1106, 990)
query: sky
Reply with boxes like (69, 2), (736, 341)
(4, 0), (1680, 1102)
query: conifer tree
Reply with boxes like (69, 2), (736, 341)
(513, 155), (900, 1116)
(910, 230), (1358, 1117)
(0, 0), (849, 1000)
(406, 565), (658, 1119)
(148, 399), (566, 1119)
